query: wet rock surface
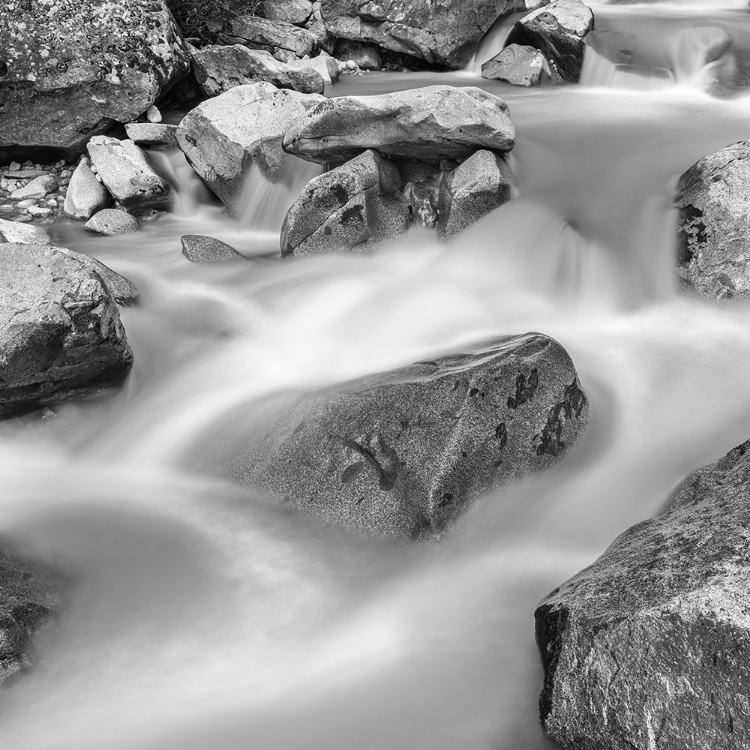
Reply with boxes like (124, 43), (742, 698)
(85, 209), (139, 237)
(675, 141), (750, 300)
(192, 45), (325, 96)
(283, 85), (516, 164)
(0, 244), (134, 417)
(0, 0), (189, 160)
(281, 149), (410, 255)
(176, 83), (325, 216)
(482, 44), (559, 86)
(536, 438), (750, 750)
(232, 333), (589, 538)
(181, 234), (245, 262)
(506, 0), (594, 82)
(0, 540), (64, 685)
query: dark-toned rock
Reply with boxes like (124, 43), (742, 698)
(536, 437), (750, 750)
(176, 83), (325, 216)
(63, 157), (111, 220)
(334, 39), (382, 70)
(321, 0), (550, 69)
(85, 209), (139, 236)
(232, 333), (589, 538)
(224, 16), (317, 58)
(124, 123), (180, 150)
(258, 0), (314, 25)
(192, 45), (325, 96)
(283, 85), (516, 164)
(482, 44), (558, 86)
(0, 539), (63, 684)
(87, 137), (171, 215)
(506, 0), (594, 82)
(675, 142), (750, 300)
(0, 244), (133, 416)
(0, 0), (189, 161)
(438, 150), (513, 239)
(181, 234), (245, 262)
(281, 149), (410, 256)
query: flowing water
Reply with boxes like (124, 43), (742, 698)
(4, 2), (750, 748)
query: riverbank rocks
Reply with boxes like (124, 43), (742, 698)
(176, 83), (325, 216)
(192, 46), (325, 96)
(224, 16), (318, 59)
(63, 157), (110, 221)
(181, 235), (245, 262)
(0, 0), (189, 161)
(85, 209), (139, 237)
(0, 218), (50, 245)
(506, 0), (594, 82)
(675, 141), (750, 300)
(283, 86), (516, 164)
(0, 540), (63, 684)
(86, 137), (171, 215)
(482, 45), (559, 86)
(536, 437), (750, 750)
(320, 0), (549, 69)
(438, 151), (513, 239)
(232, 333), (588, 538)
(281, 150), (410, 255)
(0, 244), (133, 417)
(288, 54), (340, 85)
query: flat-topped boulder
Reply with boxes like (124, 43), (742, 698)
(0, 0), (189, 161)
(281, 149), (410, 255)
(283, 85), (516, 164)
(536, 437), (750, 750)
(0, 244), (133, 417)
(506, 0), (594, 82)
(675, 141), (750, 300)
(176, 83), (325, 216)
(192, 45), (325, 96)
(321, 0), (550, 69)
(231, 333), (588, 538)
(224, 16), (318, 59)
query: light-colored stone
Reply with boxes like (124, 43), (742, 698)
(258, 0), (314, 25)
(224, 15), (317, 58)
(9, 175), (57, 200)
(124, 123), (179, 150)
(482, 44), (558, 86)
(288, 54), (340, 84)
(63, 157), (111, 220)
(84, 209), (139, 236)
(283, 85), (516, 164)
(0, 217), (50, 244)
(146, 104), (162, 123)
(181, 235), (245, 262)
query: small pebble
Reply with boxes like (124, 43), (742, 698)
(146, 104), (162, 123)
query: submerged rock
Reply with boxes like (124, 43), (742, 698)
(232, 333), (589, 538)
(192, 45), (325, 96)
(482, 44), (558, 86)
(0, 0), (189, 160)
(506, 0), (594, 82)
(181, 235), (245, 262)
(85, 209), (139, 237)
(224, 16), (318, 58)
(320, 0), (550, 69)
(675, 141), (750, 300)
(0, 540), (63, 685)
(281, 149), (410, 255)
(63, 157), (111, 221)
(283, 85), (516, 164)
(176, 83), (325, 216)
(87, 137), (172, 215)
(0, 244), (133, 417)
(438, 150), (513, 239)
(536, 437), (750, 750)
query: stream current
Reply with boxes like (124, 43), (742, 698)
(3, 2), (750, 748)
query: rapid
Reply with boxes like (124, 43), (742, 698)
(3, 2), (750, 748)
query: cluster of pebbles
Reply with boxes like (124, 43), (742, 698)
(0, 161), (72, 223)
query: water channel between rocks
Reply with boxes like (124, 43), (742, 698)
(3, 2), (750, 749)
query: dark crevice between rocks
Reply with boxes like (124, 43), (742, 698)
(535, 601), (569, 726)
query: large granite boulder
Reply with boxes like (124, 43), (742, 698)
(283, 85), (516, 164)
(86, 136), (172, 215)
(482, 44), (559, 86)
(536, 438), (750, 750)
(438, 150), (513, 239)
(192, 45), (325, 96)
(320, 0), (550, 69)
(224, 16), (318, 59)
(0, 0), (190, 161)
(281, 149), (410, 255)
(506, 0), (594, 82)
(0, 244), (133, 417)
(176, 83), (325, 216)
(0, 540), (63, 684)
(231, 333), (589, 538)
(675, 142), (750, 300)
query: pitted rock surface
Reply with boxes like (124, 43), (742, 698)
(232, 333), (588, 538)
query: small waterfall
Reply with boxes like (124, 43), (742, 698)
(580, 47), (673, 90)
(148, 149), (213, 217)
(464, 13), (523, 74)
(669, 25), (733, 88)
